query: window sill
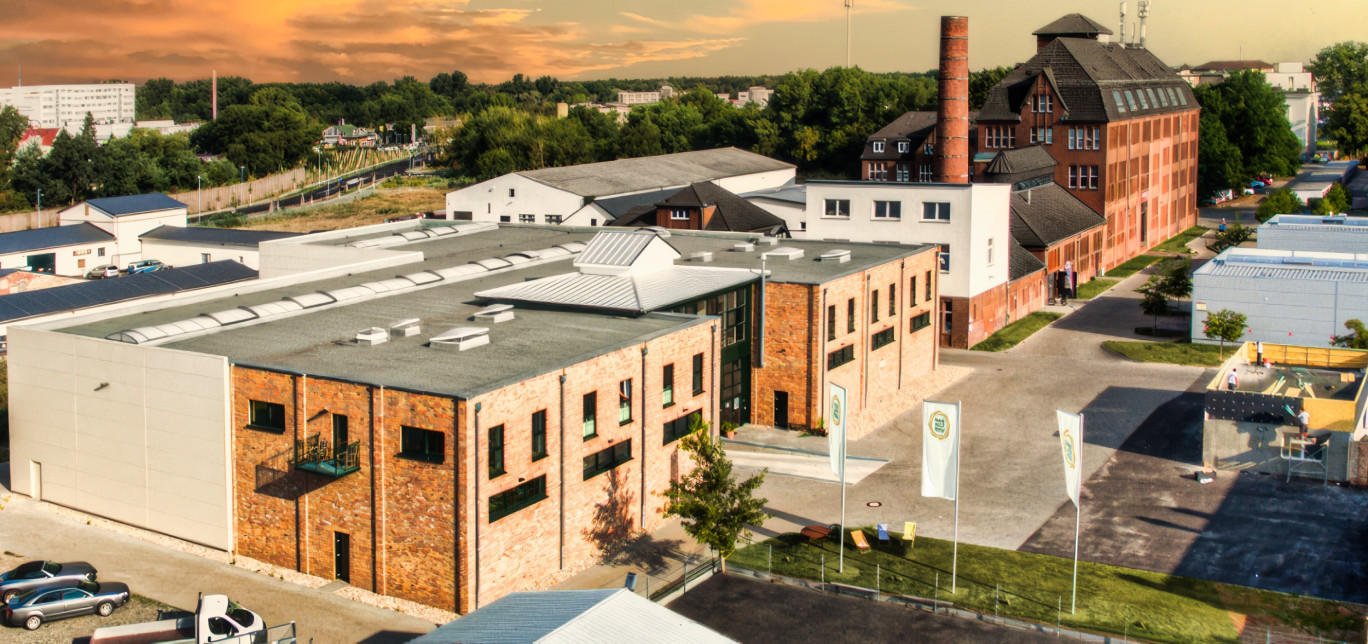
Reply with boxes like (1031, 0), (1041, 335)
(693, 389), (705, 396)
(396, 452), (444, 465)
(532, 454), (548, 462)
(920, 219), (951, 223)
(245, 424), (286, 434)
(584, 458), (633, 481)
(663, 402), (676, 409)
(489, 470), (506, 480)
(870, 217), (901, 222)
(583, 433), (598, 442)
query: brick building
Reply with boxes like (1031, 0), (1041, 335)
(8, 222), (940, 613)
(975, 13), (1201, 269)
(606, 182), (789, 236)
(859, 111), (979, 183)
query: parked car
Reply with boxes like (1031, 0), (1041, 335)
(1249, 180), (1266, 189)
(5, 580), (130, 630)
(86, 264), (120, 279)
(125, 259), (169, 275)
(0, 561), (97, 602)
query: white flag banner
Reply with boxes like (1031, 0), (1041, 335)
(828, 383), (848, 479)
(1057, 410), (1083, 507)
(921, 400), (960, 500)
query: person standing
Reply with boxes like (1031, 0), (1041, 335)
(1226, 368), (1239, 390)
(1297, 409), (1311, 436)
(1256, 341), (1264, 366)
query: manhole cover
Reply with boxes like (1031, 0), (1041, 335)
(866, 501), (882, 507)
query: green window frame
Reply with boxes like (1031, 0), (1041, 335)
(248, 400), (286, 432)
(827, 305), (836, 341)
(400, 426), (444, 463)
(664, 411), (702, 445)
(924, 270), (932, 301)
(583, 440), (632, 480)
(871, 290), (880, 322)
(909, 276), (917, 306)
(488, 424), (505, 479)
(692, 353), (705, 395)
(827, 345), (855, 370)
(872, 327), (895, 351)
(662, 364), (675, 408)
(619, 379), (633, 425)
(489, 476), (547, 522)
(583, 392), (597, 440)
(911, 311), (932, 332)
(889, 284), (896, 317)
(847, 298), (855, 333)
(531, 410), (548, 461)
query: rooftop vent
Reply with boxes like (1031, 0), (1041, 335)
(819, 249), (852, 263)
(430, 327), (490, 352)
(473, 257), (513, 271)
(690, 251), (714, 263)
(758, 236), (779, 246)
(401, 271), (442, 286)
(641, 226), (671, 238)
(355, 327), (389, 346)
(390, 318), (421, 338)
(473, 304), (515, 323)
(732, 243), (755, 253)
(763, 247), (804, 261)
(286, 292), (336, 309)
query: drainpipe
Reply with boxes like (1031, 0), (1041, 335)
(757, 258), (766, 369)
(898, 261), (906, 391)
(640, 346), (648, 526)
(473, 401), (481, 610)
(711, 325), (719, 436)
(863, 274), (871, 407)
(558, 374), (566, 570)
(820, 288), (828, 428)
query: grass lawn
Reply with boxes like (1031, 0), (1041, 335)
(1074, 278), (1119, 300)
(1152, 226), (1209, 255)
(1105, 254), (1163, 279)
(1103, 339), (1229, 366)
(730, 531), (1361, 643)
(233, 187), (449, 233)
(971, 312), (1062, 351)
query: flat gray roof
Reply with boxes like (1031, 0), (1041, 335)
(57, 226), (930, 397)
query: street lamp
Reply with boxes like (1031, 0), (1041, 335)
(239, 166), (246, 206)
(35, 189), (41, 212)
(197, 175), (202, 215)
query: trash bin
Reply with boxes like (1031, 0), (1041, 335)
(625, 572), (638, 591)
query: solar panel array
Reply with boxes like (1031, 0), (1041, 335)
(0, 261), (257, 324)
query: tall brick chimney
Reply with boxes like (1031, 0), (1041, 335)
(934, 16), (970, 184)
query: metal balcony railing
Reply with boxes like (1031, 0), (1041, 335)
(293, 435), (361, 478)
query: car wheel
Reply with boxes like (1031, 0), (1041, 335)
(98, 601), (115, 617)
(24, 614), (42, 630)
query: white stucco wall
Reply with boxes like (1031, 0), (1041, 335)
(745, 198), (807, 238)
(0, 240), (115, 277)
(7, 327), (233, 550)
(445, 174), (584, 225)
(803, 182), (1011, 299)
(139, 240), (262, 270)
(713, 168), (797, 195)
(59, 204), (188, 266)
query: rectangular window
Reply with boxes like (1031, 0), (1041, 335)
(897, 141), (909, 153)
(531, 410), (548, 461)
(919, 164), (933, 182)
(911, 311), (932, 332)
(544, 215), (563, 224)
(619, 379), (633, 424)
(889, 284), (896, 316)
(943, 300), (954, 333)
(872, 140), (885, 153)
(847, 298), (855, 333)
(872, 201), (901, 219)
(909, 276), (917, 306)
(1034, 94), (1053, 113)
(824, 199), (851, 218)
(938, 244), (951, 273)
(664, 411), (702, 444)
(499, 215), (511, 223)
(518, 214), (534, 223)
(895, 164), (910, 182)
(721, 288), (748, 347)
(922, 202), (950, 221)
(1124, 90), (1138, 112)
(987, 238), (995, 265)
(1113, 91), (1127, 114)
(248, 400), (286, 432)
(924, 270), (932, 301)
(489, 476), (546, 522)
(692, 353), (705, 394)
(98, 247), (105, 257)
(827, 305), (836, 341)
(583, 440), (632, 480)
(1031, 127), (1052, 145)
(670, 209), (689, 220)
(869, 162), (887, 181)
(583, 392), (597, 439)
(871, 290), (880, 322)
(400, 426), (444, 463)
(509, 188), (516, 197)
(662, 364), (675, 407)
(488, 425), (505, 479)
(872, 327), (895, 350)
(827, 345), (855, 370)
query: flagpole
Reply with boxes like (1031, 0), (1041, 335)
(1072, 413), (1084, 614)
(952, 401), (961, 594)
(839, 418), (848, 573)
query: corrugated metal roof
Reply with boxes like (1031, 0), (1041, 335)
(410, 589), (735, 644)
(476, 266), (757, 314)
(518, 148), (794, 198)
(0, 222), (114, 256)
(139, 225), (300, 246)
(575, 230), (659, 267)
(1202, 263), (1368, 283)
(86, 193), (187, 217)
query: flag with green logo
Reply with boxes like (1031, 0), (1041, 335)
(921, 400), (959, 500)
(1057, 410), (1083, 506)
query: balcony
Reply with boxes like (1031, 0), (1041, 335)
(293, 435), (361, 478)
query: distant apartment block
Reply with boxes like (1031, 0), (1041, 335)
(0, 83), (136, 130)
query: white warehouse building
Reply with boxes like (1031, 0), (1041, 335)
(1191, 248), (1368, 346)
(1258, 215), (1368, 255)
(445, 148), (796, 227)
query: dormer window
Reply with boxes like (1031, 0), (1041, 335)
(670, 209), (689, 220)
(1033, 94), (1053, 114)
(872, 141), (885, 153)
(897, 141), (909, 153)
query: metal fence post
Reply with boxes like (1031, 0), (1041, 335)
(1057, 596), (1062, 636)
(934, 573), (939, 612)
(821, 554), (826, 587)
(768, 545), (772, 574)
(995, 583), (1000, 618)
(876, 565), (880, 600)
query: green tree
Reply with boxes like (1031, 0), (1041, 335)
(1196, 112), (1243, 198)
(1137, 277), (1170, 332)
(1194, 72), (1302, 184)
(1314, 182), (1352, 215)
(662, 422), (769, 573)
(1324, 92), (1368, 158)
(1203, 309), (1249, 359)
(1158, 257), (1193, 300)
(0, 105), (29, 208)
(1332, 319), (1368, 349)
(969, 66), (1013, 110)
(1209, 223), (1254, 253)
(1256, 187), (1305, 222)
(191, 87), (321, 176)
(1308, 42), (1368, 101)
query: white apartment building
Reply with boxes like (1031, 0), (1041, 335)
(0, 83), (136, 130)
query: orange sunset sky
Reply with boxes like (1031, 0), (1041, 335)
(0, 0), (1362, 86)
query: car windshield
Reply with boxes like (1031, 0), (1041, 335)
(42, 562), (61, 576)
(9, 561), (41, 578)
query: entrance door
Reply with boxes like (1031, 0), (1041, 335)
(773, 391), (789, 429)
(334, 532), (351, 583)
(1140, 203), (1149, 246)
(29, 461), (41, 502)
(332, 415), (349, 460)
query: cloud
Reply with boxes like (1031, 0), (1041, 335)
(686, 0), (912, 34)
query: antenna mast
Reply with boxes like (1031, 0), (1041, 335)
(1118, 2), (1126, 44)
(845, 0), (853, 68)
(1138, 0), (1151, 48)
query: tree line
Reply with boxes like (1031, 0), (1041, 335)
(1309, 41), (1368, 159)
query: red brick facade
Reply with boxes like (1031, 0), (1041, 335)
(1007, 270), (1046, 323)
(231, 321), (717, 613)
(752, 249), (940, 439)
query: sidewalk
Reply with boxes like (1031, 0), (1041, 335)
(550, 517), (711, 599)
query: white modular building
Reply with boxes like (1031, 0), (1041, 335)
(59, 193), (189, 265)
(1192, 248), (1368, 346)
(1258, 215), (1368, 255)
(0, 83), (136, 131)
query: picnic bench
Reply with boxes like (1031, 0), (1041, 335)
(800, 524), (833, 541)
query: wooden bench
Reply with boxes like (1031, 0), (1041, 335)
(800, 524), (832, 541)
